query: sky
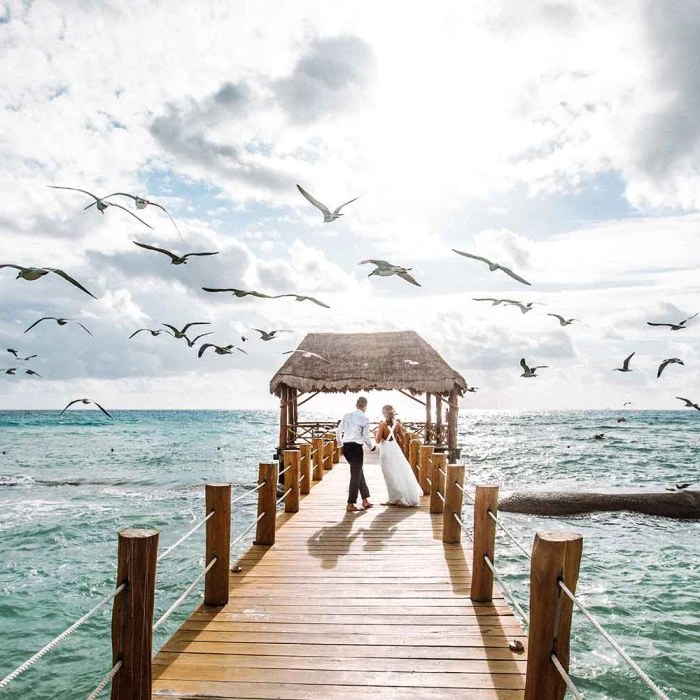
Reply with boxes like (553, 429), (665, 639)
(1, 0), (700, 416)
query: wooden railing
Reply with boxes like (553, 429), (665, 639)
(290, 421), (448, 446)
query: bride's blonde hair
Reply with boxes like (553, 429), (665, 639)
(382, 404), (396, 425)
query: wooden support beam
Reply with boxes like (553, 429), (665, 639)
(278, 385), (288, 456)
(312, 437), (324, 481)
(297, 391), (320, 408)
(418, 444), (434, 496)
(204, 483), (231, 606)
(442, 464), (465, 544)
(447, 388), (460, 462)
(299, 444), (312, 495)
(254, 463), (277, 546)
(471, 485), (499, 603)
(430, 453), (446, 514)
(525, 532), (584, 700)
(111, 528), (159, 700)
(283, 450), (300, 513)
(425, 392), (433, 442)
(397, 389), (427, 406)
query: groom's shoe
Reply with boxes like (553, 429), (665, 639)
(346, 504), (362, 512)
(362, 499), (374, 509)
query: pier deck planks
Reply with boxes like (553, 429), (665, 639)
(152, 450), (527, 699)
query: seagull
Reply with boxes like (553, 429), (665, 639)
(0, 368), (17, 375)
(241, 335), (248, 343)
(202, 287), (273, 299)
(0, 265), (97, 299)
(184, 332), (214, 348)
(198, 343), (247, 358)
(676, 397), (700, 411)
(453, 250), (531, 285)
(273, 294), (331, 309)
(282, 349), (331, 364)
(60, 398), (113, 418)
(83, 192), (182, 238)
(647, 312), (698, 331)
(505, 300), (545, 314)
(0, 368), (39, 377)
(594, 433), (605, 440)
(548, 314), (584, 327)
(657, 358), (684, 378)
(254, 329), (293, 341)
(358, 260), (421, 287)
(133, 241), (218, 265)
(162, 322), (211, 339)
(613, 352), (635, 373)
(296, 184), (359, 223)
(403, 359), (420, 366)
(128, 328), (174, 340)
(24, 317), (93, 336)
(677, 482), (692, 490)
(519, 358), (548, 378)
(7, 349), (37, 361)
(466, 387), (478, 393)
(623, 401), (634, 407)
(48, 186), (153, 229)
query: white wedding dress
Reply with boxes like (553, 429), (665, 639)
(379, 422), (423, 507)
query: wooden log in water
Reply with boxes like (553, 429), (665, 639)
(204, 483), (231, 606)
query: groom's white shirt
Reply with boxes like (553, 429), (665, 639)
(336, 409), (373, 449)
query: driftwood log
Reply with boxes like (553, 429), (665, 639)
(499, 489), (700, 519)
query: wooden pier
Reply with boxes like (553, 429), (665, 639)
(152, 450), (527, 699)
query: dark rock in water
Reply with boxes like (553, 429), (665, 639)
(500, 489), (700, 519)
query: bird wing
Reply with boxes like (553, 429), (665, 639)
(283, 350), (331, 364)
(92, 401), (114, 418)
(657, 360), (670, 378)
(161, 323), (180, 335)
(133, 241), (177, 261)
(47, 269), (98, 299)
(128, 328), (148, 339)
(75, 322), (94, 337)
(182, 322), (211, 334)
(397, 271), (421, 287)
(646, 322), (674, 328)
(548, 314), (566, 323)
(107, 202), (154, 229)
(0, 264), (25, 272)
(24, 355), (38, 360)
(296, 185), (331, 216)
(183, 252), (219, 259)
(332, 197), (360, 215)
(191, 332), (214, 343)
(235, 346), (249, 355)
(24, 317), (55, 334)
(253, 329), (268, 338)
(81, 192), (135, 210)
(532, 365), (549, 370)
(198, 343), (214, 358)
(473, 298), (499, 302)
(622, 351), (635, 369)
(25, 370), (42, 377)
(7, 349), (18, 357)
(452, 249), (492, 265)
(681, 312), (699, 325)
(148, 202), (183, 240)
(358, 259), (392, 267)
(519, 358), (530, 372)
(201, 287), (229, 293)
(60, 399), (83, 416)
(295, 295), (330, 308)
(499, 266), (531, 286)
(48, 185), (100, 202)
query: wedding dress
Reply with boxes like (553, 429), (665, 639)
(379, 421), (423, 506)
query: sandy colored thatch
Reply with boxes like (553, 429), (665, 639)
(270, 331), (467, 396)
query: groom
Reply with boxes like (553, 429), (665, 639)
(336, 396), (375, 512)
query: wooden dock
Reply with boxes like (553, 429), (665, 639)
(152, 451), (527, 699)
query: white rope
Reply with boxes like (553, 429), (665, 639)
(437, 467), (447, 477)
(158, 510), (215, 562)
(276, 487), (292, 506)
(487, 509), (532, 560)
(153, 558), (217, 632)
(230, 512), (266, 551)
(483, 555), (529, 627)
(279, 464), (292, 475)
(437, 491), (445, 503)
(230, 481), (266, 505)
(453, 481), (475, 503)
(425, 476), (433, 487)
(558, 581), (669, 699)
(452, 511), (473, 541)
(550, 653), (585, 700)
(299, 474), (306, 484)
(0, 583), (126, 689)
(84, 660), (122, 700)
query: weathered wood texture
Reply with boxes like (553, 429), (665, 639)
(418, 445), (435, 496)
(283, 450), (300, 513)
(153, 451), (526, 699)
(471, 485), (499, 603)
(312, 437), (324, 481)
(299, 444), (312, 495)
(254, 463), (277, 546)
(204, 483), (231, 606)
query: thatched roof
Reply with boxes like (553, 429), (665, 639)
(270, 331), (467, 397)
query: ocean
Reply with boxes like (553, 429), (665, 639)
(0, 409), (698, 699)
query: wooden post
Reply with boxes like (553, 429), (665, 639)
(436, 395), (443, 443)
(111, 528), (158, 700)
(283, 450), (300, 513)
(312, 437), (324, 481)
(418, 444), (434, 496)
(332, 437), (340, 464)
(471, 485), (499, 602)
(408, 437), (420, 480)
(323, 438), (334, 470)
(442, 464), (465, 543)
(255, 462), (277, 546)
(447, 388), (460, 462)
(430, 453), (446, 514)
(278, 385), (288, 458)
(525, 532), (584, 700)
(204, 483), (231, 606)
(291, 388), (298, 445)
(299, 443), (312, 495)
(425, 392), (433, 443)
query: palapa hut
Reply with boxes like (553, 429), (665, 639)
(270, 331), (468, 461)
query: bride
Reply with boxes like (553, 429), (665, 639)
(375, 405), (423, 507)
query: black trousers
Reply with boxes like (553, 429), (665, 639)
(343, 442), (370, 504)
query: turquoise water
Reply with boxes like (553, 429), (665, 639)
(0, 409), (699, 699)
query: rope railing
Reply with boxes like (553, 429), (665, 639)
(558, 581), (670, 700)
(276, 487), (292, 507)
(153, 557), (217, 633)
(452, 511), (473, 541)
(230, 480), (267, 506)
(84, 660), (122, 700)
(279, 464), (292, 476)
(453, 480), (475, 503)
(230, 512), (265, 552)
(437, 467), (446, 477)
(550, 653), (585, 700)
(436, 491), (445, 503)
(0, 582), (127, 690)
(486, 509), (532, 560)
(483, 555), (529, 627)
(158, 510), (215, 563)
(299, 474), (306, 484)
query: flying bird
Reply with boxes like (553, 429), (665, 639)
(548, 314), (584, 327)
(296, 184), (359, 223)
(466, 387), (478, 393)
(0, 265), (97, 299)
(184, 332), (214, 348)
(202, 287), (273, 299)
(505, 300), (545, 314)
(282, 349), (331, 364)
(1, 368), (17, 375)
(48, 186), (153, 229)
(519, 357), (548, 378)
(254, 329), (293, 341)
(133, 241), (218, 265)
(60, 398), (113, 418)
(657, 358), (684, 378)
(676, 397), (700, 411)
(198, 343), (247, 358)
(453, 250), (531, 285)
(161, 322), (211, 339)
(273, 294), (331, 309)
(0, 368), (39, 377)
(647, 312), (698, 331)
(6, 349), (37, 361)
(24, 317), (93, 336)
(623, 401), (634, 407)
(128, 328), (173, 340)
(358, 260), (421, 287)
(613, 352), (635, 373)
(83, 192), (182, 238)
(677, 482), (692, 490)
(472, 298), (516, 306)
